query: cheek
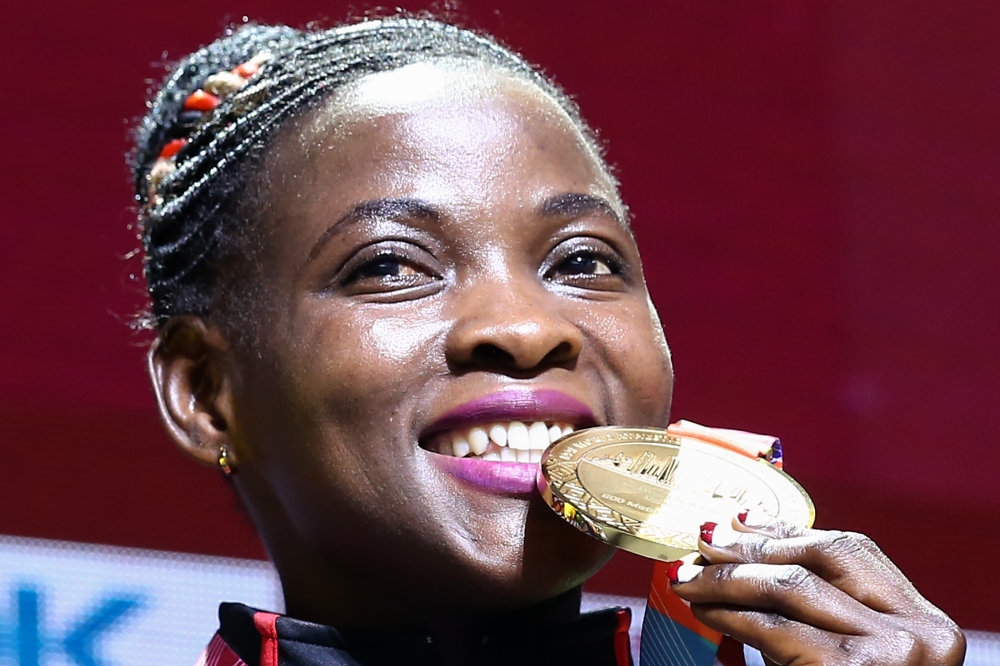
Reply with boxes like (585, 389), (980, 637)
(291, 303), (449, 407)
(239, 307), (453, 532)
(583, 301), (674, 425)
(235, 303), (449, 489)
(365, 316), (449, 370)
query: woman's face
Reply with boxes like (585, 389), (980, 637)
(216, 60), (674, 620)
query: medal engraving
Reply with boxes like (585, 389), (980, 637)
(539, 427), (815, 561)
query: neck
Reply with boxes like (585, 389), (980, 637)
(276, 552), (585, 665)
(239, 471), (587, 664)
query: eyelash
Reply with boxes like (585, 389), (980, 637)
(351, 255), (423, 280)
(335, 243), (442, 294)
(332, 238), (627, 295)
(545, 240), (627, 286)
(551, 250), (620, 277)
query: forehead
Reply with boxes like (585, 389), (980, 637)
(332, 58), (561, 120)
(262, 59), (622, 232)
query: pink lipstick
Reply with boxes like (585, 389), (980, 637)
(423, 388), (599, 496)
(423, 388), (598, 437)
(433, 457), (539, 495)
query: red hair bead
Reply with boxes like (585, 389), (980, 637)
(159, 139), (187, 159)
(232, 61), (260, 78)
(183, 90), (221, 112)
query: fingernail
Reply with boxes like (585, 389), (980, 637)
(701, 520), (740, 547)
(676, 563), (703, 584)
(700, 521), (717, 544)
(665, 560), (702, 584)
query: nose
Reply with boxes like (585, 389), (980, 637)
(445, 278), (584, 374)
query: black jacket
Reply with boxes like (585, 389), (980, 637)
(198, 602), (634, 666)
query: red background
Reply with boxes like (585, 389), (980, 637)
(1, 1), (997, 630)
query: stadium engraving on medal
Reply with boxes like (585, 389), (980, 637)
(538, 426), (815, 561)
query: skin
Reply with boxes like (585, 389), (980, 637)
(678, 518), (966, 665)
(148, 60), (964, 665)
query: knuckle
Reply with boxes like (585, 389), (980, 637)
(755, 610), (791, 631)
(944, 625), (968, 662)
(844, 628), (939, 666)
(835, 634), (864, 658)
(705, 563), (738, 585)
(925, 620), (967, 663)
(944, 621), (967, 649)
(824, 530), (876, 558)
(814, 532), (888, 582)
(736, 533), (770, 562)
(849, 532), (880, 555)
(834, 635), (883, 666)
(769, 564), (813, 595)
(891, 630), (921, 662)
(833, 634), (877, 666)
(812, 626), (957, 666)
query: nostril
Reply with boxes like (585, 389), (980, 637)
(542, 341), (577, 366)
(471, 343), (515, 365)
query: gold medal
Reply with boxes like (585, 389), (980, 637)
(538, 426), (815, 561)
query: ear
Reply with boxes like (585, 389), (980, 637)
(148, 316), (238, 469)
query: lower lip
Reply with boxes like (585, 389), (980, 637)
(432, 455), (539, 496)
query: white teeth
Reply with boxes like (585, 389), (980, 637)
(488, 423), (508, 447)
(507, 421), (530, 450)
(529, 422), (550, 450)
(431, 421), (579, 461)
(468, 427), (489, 455)
(452, 434), (471, 458)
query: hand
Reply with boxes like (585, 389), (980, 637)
(667, 515), (966, 665)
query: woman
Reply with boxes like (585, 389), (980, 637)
(132, 16), (964, 665)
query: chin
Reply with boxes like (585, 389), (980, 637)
(445, 496), (616, 611)
(520, 498), (616, 598)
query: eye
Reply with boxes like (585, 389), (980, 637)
(354, 257), (423, 280)
(554, 252), (614, 277)
(544, 239), (628, 293)
(333, 241), (443, 299)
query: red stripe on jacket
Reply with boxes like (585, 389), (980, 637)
(254, 611), (281, 666)
(196, 633), (247, 666)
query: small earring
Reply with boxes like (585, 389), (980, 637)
(218, 444), (233, 476)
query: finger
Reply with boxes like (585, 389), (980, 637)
(735, 510), (810, 539)
(670, 561), (880, 635)
(690, 603), (895, 666)
(698, 518), (918, 613)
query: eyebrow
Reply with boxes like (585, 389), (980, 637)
(307, 198), (440, 262)
(540, 192), (625, 226)
(307, 192), (625, 262)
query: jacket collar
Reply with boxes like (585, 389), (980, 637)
(207, 600), (632, 666)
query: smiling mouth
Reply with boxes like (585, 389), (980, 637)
(422, 421), (576, 463)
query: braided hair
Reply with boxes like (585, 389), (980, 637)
(132, 17), (608, 330)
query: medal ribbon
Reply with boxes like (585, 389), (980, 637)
(638, 420), (783, 666)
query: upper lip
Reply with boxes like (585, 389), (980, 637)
(420, 388), (600, 440)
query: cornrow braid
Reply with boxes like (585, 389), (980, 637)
(132, 17), (606, 328)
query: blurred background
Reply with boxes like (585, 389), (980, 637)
(1, 1), (997, 663)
